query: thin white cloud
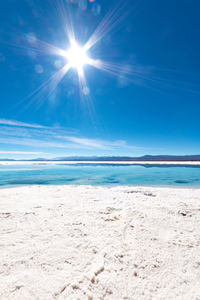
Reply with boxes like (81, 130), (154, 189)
(63, 137), (140, 150)
(64, 136), (110, 150)
(0, 119), (140, 152)
(0, 119), (45, 129)
(0, 151), (48, 155)
(0, 137), (77, 149)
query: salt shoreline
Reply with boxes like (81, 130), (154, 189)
(1, 160), (200, 166)
(0, 185), (200, 299)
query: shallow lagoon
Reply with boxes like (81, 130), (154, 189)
(1, 163), (200, 187)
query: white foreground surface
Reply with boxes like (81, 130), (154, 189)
(0, 185), (200, 299)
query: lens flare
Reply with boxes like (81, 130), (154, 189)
(14, 0), (143, 109)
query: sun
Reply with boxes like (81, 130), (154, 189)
(23, 1), (136, 101)
(65, 41), (89, 73)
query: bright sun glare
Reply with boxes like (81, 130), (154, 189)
(23, 1), (130, 100)
(65, 42), (89, 72)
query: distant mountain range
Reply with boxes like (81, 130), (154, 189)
(1, 155), (200, 161)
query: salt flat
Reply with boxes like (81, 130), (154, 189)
(0, 185), (200, 299)
(0, 160), (200, 165)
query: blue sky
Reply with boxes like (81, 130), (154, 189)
(0, 0), (200, 159)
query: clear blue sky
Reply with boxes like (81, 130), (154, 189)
(0, 0), (200, 159)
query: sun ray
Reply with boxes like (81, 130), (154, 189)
(5, 0), (200, 116)
(53, 0), (76, 48)
(13, 63), (71, 114)
(83, 1), (127, 52)
(83, 0), (142, 52)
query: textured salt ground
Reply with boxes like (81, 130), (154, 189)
(0, 185), (200, 299)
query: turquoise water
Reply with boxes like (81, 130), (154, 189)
(0, 163), (200, 187)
